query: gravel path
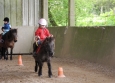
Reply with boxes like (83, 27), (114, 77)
(0, 55), (114, 83)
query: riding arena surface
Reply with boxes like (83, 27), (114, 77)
(0, 55), (114, 83)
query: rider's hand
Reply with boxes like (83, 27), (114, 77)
(1, 27), (4, 32)
(50, 34), (53, 37)
(1, 29), (4, 32)
(35, 36), (40, 41)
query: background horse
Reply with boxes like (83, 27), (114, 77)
(0, 29), (17, 60)
(33, 37), (55, 78)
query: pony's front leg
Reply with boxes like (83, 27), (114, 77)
(47, 61), (52, 78)
(38, 62), (43, 77)
(35, 61), (38, 72)
(5, 48), (8, 60)
(2, 48), (7, 60)
(10, 48), (13, 60)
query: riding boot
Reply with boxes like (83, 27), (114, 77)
(33, 43), (38, 57)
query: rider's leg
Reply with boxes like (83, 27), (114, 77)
(33, 40), (41, 56)
(0, 30), (9, 43)
(33, 42), (38, 56)
(0, 34), (4, 43)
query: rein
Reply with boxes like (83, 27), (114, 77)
(36, 39), (47, 53)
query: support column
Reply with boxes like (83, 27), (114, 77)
(42, 0), (48, 24)
(68, 0), (75, 26)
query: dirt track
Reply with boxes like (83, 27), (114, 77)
(0, 55), (115, 83)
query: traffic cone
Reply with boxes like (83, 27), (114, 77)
(58, 67), (65, 77)
(18, 55), (23, 66)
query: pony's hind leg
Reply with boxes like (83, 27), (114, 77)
(38, 62), (43, 77)
(0, 49), (2, 59)
(47, 61), (52, 78)
(10, 48), (13, 60)
(35, 61), (38, 72)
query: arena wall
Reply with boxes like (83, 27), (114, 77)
(49, 26), (115, 68)
(2, 26), (115, 68)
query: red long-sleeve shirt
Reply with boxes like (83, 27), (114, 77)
(35, 27), (51, 41)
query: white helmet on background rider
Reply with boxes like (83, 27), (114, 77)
(38, 18), (47, 26)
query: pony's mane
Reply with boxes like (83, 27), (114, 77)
(40, 37), (55, 50)
(10, 29), (17, 33)
(42, 37), (54, 44)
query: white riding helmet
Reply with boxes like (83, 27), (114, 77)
(38, 18), (47, 25)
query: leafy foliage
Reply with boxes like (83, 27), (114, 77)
(48, 0), (115, 26)
(48, 0), (68, 26)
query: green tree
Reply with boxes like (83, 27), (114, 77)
(48, 0), (68, 26)
(48, 0), (115, 26)
(94, 0), (115, 15)
(75, 0), (94, 17)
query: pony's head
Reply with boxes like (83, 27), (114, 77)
(9, 29), (17, 42)
(42, 37), (55, 57)
(4, 29), (18, 42)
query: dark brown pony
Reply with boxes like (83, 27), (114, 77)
(0, 29), (17, 60)
(33, 37), (55, 78)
